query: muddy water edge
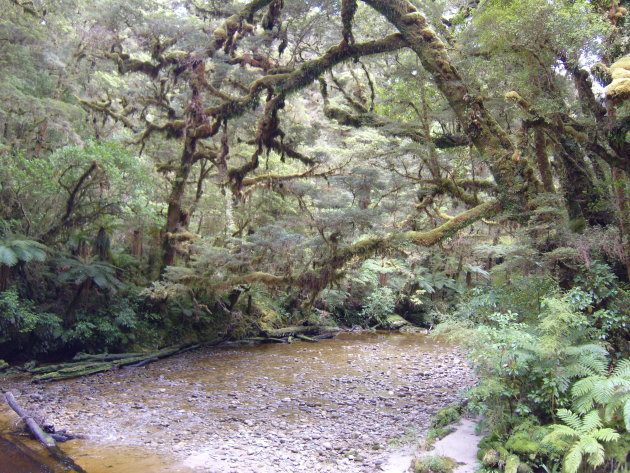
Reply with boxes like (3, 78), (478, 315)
(1, 332), (474, 473)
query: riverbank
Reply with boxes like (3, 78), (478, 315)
(1, 332), (474, 473)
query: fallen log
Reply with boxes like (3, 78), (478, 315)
(242, 337), (287, 343)
(5, 392), (55, 447)
(30, 343), (200, 382)
(296, 334), (318, 342)
(72, 352), (146, 362)
(122, 357), (158, 369)
(264, 325), (340, 338)
(4, 392), (88, 473)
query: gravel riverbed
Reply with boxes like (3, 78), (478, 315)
(1, 332), (474, 473)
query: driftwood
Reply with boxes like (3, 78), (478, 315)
(5, 392), (55, 447)
(29, 343), (200, 382)
(4, 392), (88, 473)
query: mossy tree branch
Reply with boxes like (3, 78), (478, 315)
(360, 0), (542, 214)
(216, 200), (500, 295)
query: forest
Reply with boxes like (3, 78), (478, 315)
(0, 0), (629, 472)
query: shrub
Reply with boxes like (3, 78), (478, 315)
(359, 286), (395, 326)
(0, 288), (62, 358)
(413, 455), (457, 473)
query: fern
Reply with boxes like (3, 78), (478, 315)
(571, 358), (630, 430)
(57, 256), (123, 292)
(0, 237), (47, 267)
(544, 409), (620, 473)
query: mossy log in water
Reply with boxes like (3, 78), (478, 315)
(241, 336), (287, 344)
(263, 325), (340, 338)
(30, 343), (199, 382)
(296, 334), (318, 342)
(235, 326), (340, 345)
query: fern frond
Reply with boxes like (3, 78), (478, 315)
(591, 428), (620, 443)
(544, 424), (579, 442)
(580, 410), (603, 432)
(573, 396), (595, 414)
(563, 444), (583, 473)
(612, 359), (630, 378)
(557, 409), (583, 431)
(572, 376), (599, 397)
(580, 437), (605, 468)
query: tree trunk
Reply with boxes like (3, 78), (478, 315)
(0, 264), (9, 292)
(131, 229), (143, 258)
(534, 130), (555, 193)
(612, 167), (630, 281)
(162, 140), (196, 268)
(556, 136), (612, 227)
(360, 0), (541, 215)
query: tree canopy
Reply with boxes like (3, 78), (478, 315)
(0, 0), (628, 350)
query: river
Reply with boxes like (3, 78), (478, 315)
(0, 332), (473, 473)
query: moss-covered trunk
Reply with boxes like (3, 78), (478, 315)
(556, 135), (613, 227)
(534, 130), (555, 193)
(612, 167), (630, 280)
(162, 139), (196, 269)
(360, 0), (541, 214)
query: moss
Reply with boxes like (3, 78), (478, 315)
(478, 432), (503, 460)
(426, 426), (456, 445)
(504, 454), (521, 473)
(0, 359), (8, 371)
(606, 56), (630, 102)
(481, 449), (500, 467)
(384, 313), (410, 329)
(402, 12), (426, 25)
(505, 432), (540, 457)
(431, 405), (462, 429)
(610, 56), (630, 76)
(413, 455), (457, 473)
(606, 78), (630, 101)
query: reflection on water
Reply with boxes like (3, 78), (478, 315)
(0, 435), (54, 473)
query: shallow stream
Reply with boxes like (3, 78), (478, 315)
(1, 332), (473, 473)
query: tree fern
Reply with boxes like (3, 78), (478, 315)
(57, 256), (122, 292)
(543, 409), (620, 473)
(0, 237), (47, 266)
(571, 358), (630, 430)
(0, 236), (48, 290)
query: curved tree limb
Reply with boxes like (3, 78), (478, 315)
(360, 0), (541, 214)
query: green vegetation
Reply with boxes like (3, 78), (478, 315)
(435, 260), (629, 472)
(413, 455), (457, 473)
(425, 405), (462, 445)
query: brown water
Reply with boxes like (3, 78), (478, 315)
(1, 332), (473, 473)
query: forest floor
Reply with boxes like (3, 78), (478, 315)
(1, 333), (475, 473)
